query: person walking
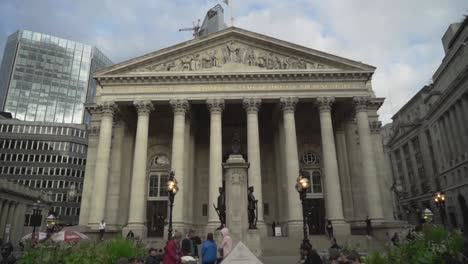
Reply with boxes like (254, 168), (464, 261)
(201, 233), (217, 264)
(219, 227), (233, 261)
(181, 230), (196, 257)
(365, 216), (372, 238)
(326, 219), (334, 239)
(163, 231), (183, 264)
(145, 248), (159, 264)
(99, 220), (106, 241)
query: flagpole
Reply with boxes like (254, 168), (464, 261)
(230, 0), (234, 27)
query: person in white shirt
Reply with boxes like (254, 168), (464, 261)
(99, 220), (106, 241)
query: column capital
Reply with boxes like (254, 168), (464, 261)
(207, 98), (225, 114)
(133, 100), (154, 116)
(353, 96), (371, 112)
(169, 99), (189, 115)
(316, 97), (335, 112)
(280, 97), (298, 113)
(242, 98), (262, 113)
(98, 101), (117, 117)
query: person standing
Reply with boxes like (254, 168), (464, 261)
(201, 233), (217, 264)
(163, 231), (182, 264)
(219, 228), (233, 261)
(181, 230), (196, 257)
(326, 219), (334, 239)
(365, 216), (372, 238)
(99, 220), (106, 241)
(272, 221), (276, 236)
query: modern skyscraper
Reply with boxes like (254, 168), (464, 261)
(0, 30), (112, 124)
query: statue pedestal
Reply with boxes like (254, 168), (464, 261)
(223, 154), (249, 243)
(246, 229), (262, 257)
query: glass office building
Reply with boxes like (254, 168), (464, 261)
(0, 30), (112, 124)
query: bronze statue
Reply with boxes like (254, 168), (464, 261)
(248, 186), (258, 229)
(214, 187), (226, 230)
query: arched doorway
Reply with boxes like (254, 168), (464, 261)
(146, 154), (170, 237)
(301, 151), (325, 235)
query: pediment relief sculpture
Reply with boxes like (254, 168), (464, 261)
(131, 41), (336, 73)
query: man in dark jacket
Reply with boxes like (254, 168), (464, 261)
(145, 248), (159, 264)
(181, 230), (196, 257)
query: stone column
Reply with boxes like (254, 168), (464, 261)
(437, 119), (450, 164)
(279, 97), (302, 231)
(105, 117), (126, 228)
(0, 200), (7, 238)
(454, 100), (468, 151)
(5, 202), (18, 241)
(353, 97), (384, 221)
(316, 97), (349, 234)
(448, 108), (463, 157)
(124, 100), (154, 238)
(243, 98), (264, 226)
(88, 101), (117, 228)
(79, 106), (100, 226)
(207, 99), (225, 228)
(335, 125), (354, 219)
(442, 114), (456, 161)
(170, 99), (189, 229)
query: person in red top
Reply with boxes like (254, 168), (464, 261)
(163, 231), (183, 264)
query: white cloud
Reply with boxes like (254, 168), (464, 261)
(234, 0), (467, 123)
(0, 0), (466, 123)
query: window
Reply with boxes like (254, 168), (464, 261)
(311, 171), (322, 193)
(202, 204), (208, 216)
(148, 174), (169, 198)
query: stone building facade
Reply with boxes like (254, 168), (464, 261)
(79, 27), (394, 240)
(0, 114), (87, 225)
(0, 178), (51, 244)
(383, 18), (468, 227)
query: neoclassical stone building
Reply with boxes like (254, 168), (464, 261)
(78, 27), (394, 240)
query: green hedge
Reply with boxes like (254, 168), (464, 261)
(18, 237), (146, 264)
(364, 226), (464, 264)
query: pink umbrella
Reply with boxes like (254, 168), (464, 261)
(51, 231), (89, 243)
(21, 232), (47, 241)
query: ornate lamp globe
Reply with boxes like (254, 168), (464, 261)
(296, 174), (310, 193)
(167, 172), (179, 194)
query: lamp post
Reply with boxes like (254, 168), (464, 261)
(295, 171), (311, 251)
(434, 192), (446, 226)
(31, 199), (42, 241)
(166, 171), (179, 240)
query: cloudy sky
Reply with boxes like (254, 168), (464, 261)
(0, 0), (466, 123)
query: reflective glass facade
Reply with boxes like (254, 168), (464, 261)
(0, 30), (112, 124)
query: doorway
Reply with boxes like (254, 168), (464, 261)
(147, 201), (168, 237)
(305, 198), (326, 235)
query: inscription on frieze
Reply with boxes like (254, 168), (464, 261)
(132, 41), (335, 72)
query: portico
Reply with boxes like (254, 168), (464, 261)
(79, 27), (394, 241)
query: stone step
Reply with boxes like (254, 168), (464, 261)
(261, 235), (385, 257)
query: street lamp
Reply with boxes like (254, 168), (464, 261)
(295, 171), (311, 252)
(166, 171), (179, 240)
(434, 192), (446, 226)
(31, 199), (42, 241)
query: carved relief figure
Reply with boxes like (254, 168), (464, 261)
(129, 42), (338, 73)
(226, 41), (240, 63)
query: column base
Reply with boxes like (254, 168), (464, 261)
(122, 224), (147, 239)
(330, 220), (351, 236)
(285, 220), (304, 238)
(206, 221), (223, 234)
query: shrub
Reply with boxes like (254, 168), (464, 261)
(364, 226), (464, 264)
(18, 237), (146, 264)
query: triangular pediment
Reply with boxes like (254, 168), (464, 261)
(95, 27), (375, 77)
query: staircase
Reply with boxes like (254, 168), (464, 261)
(261, 235), (385, 257)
